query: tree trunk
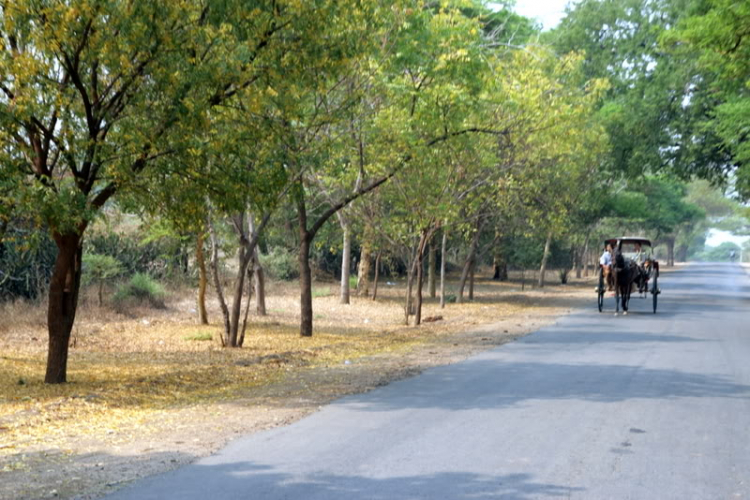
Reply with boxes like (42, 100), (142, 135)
(457, 224), (481, 303)
(404, 258), (416, 325)
(576, 232), (590, 280)
(208, 218), (230, 345)
(357, 244), (372, 297)
(492, 255), (508, 281)
(227, 243), (249, 347)
(414, 230), (431, 325)
(253, 250), (266, 316)
(196, 231), (209, 325)
(339, 216), (351, 305)
(298, 193), (314, 337)
(468, 260), (476, 301)
(440, 230), (447, 309)
(415, 247), (425, 325)
(666, 238), (675, 267)
(427, 240), (437, 298)
(45, 232), (84, 384)
(239, 258), (254, 347)
(372, 251), (381, 301)
(676, 244), (688, 263)
(538, 231), (553, 288)
(97, 281), (104, 308)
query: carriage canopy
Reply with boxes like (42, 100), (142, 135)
(604, 237), (653, 262)
(604, 237), (652, 248)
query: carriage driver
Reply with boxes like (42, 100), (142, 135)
(600, 242), (614, 291)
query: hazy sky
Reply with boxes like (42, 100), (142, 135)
(509, 0), (573, 30)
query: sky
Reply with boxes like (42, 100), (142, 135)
(509, 0), (573, 30)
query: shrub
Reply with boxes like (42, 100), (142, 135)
(83, 253), (124, 306)
(114, 273), (166, 308)
(260, 247), (298, 281)
(0, 220), (57, 301)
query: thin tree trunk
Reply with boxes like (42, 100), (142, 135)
(357, 244), (372, 297)
(416, 248), (425, 325)
(414, 230), (431, 325)
(339, 215), (351, 305)
(227, 215), (251, 347)
(667, 238), (675, 267)
(491, 229), (507, 281)
(239, 259), (254, 347)
(468, 260), (476, 301)
(196, 231), (209, 325)
(372, 251), (381, 301)
(457, 224), (481, 303)
(404, 261), (416, 325)
(427, 240), (436, 298)
(440, 230), (447, 308)
(45, 232), (83, 384)
(253, 251), (266, 316)
(576, 232), (590, 280)
(98, 281), (104, 308)
(207, 217), (229, 346)
(298, 193), (314, 337)
(538, 230), (553, 288)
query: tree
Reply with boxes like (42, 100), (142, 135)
(667, 0), (750, 199)
(81, 253), (123, 307)
(0, 0), (374, 382)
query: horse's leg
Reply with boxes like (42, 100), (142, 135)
(613, 271), (622, 316)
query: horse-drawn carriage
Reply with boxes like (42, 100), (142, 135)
(596, 237), (660, 314)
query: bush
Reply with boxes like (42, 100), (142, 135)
(83, 253), (124, 306)
(114, 273), (167, 308)
(260, 247), (298, 281)
(0, 220), (57, 301)
(87, 230), (187, 279)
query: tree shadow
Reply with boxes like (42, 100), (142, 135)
(107, 461), (584, 500)
(337, 359), (750, 413)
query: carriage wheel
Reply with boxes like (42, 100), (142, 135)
(652, 275), (658, 313)
(597, 269), (605, 312)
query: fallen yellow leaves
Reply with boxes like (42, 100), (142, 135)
(0, 277), (589, 459)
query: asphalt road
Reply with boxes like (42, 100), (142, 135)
(108, 263), (750, 500)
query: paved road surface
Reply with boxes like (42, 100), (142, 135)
(108, 263), (750, 499)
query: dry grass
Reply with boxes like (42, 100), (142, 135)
(0, 270), (593, 462)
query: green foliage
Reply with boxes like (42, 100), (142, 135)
(0, 220), (57, 301)
(695, 241), (741, 262)
(312, 287), (332, 298)
(114, 274), (167, 308)
(87, 230), (186, 279)
(82, 254), (123, 286)
(183, 332), (213, 342)
(260, 248), (299, 281)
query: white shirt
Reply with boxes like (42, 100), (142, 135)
(600, 251), (612, 266)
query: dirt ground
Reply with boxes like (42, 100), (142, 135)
(0, 271), (597, 500)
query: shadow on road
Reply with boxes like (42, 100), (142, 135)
(113, 463), (584, 500)
(339, 359), (750, 413)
